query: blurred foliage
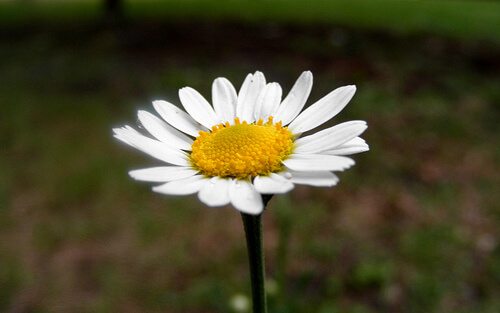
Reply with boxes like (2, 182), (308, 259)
(0, 1), (499, 313)
(0, 0), (499, 43)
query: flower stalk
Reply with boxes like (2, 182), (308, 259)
(240, 195), (272, 313)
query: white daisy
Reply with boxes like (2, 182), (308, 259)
(113, 71), (369, 215)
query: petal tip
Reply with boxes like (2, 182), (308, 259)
(152, 99), (167, 106)
(303, 70), (313, 78)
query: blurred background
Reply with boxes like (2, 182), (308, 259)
(0, 0), (498, 312)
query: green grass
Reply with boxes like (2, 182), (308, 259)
(0, 0), (499, 42)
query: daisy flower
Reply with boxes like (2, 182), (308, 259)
(113, 71), (368, 215)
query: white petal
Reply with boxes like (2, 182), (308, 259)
(283, 154), (355, 172)
(254, 83), (282, 121)
(283, 170), (339, 187)
(198, 177), (231, 207)
(179, 87), (219, 129)
(294, 120), (367, 154)
(129, 166), (198, 182)
(236, 71), (266, 123)
(273, 71), (313, 125)
(152, 175), (205, 195)
(113, 127), (189, 166)
(323, 137), (370, 155)
(229, 180), (264, 215)
(289, 85), (356, 133)
(152, 100), (206, 137)
(137, 110), (193, 150)
(253, 173), (294, 194)
(212, 77), (237, 124)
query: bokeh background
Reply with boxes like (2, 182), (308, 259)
(1, 1), (498, 312)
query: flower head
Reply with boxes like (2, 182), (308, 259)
(113, 71), (369, 215)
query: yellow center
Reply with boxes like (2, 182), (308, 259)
(190, 117), (294, 179)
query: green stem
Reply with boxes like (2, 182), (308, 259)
(241, 196), (272, 313)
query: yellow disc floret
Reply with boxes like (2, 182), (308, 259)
(190, 117), (294, 179)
